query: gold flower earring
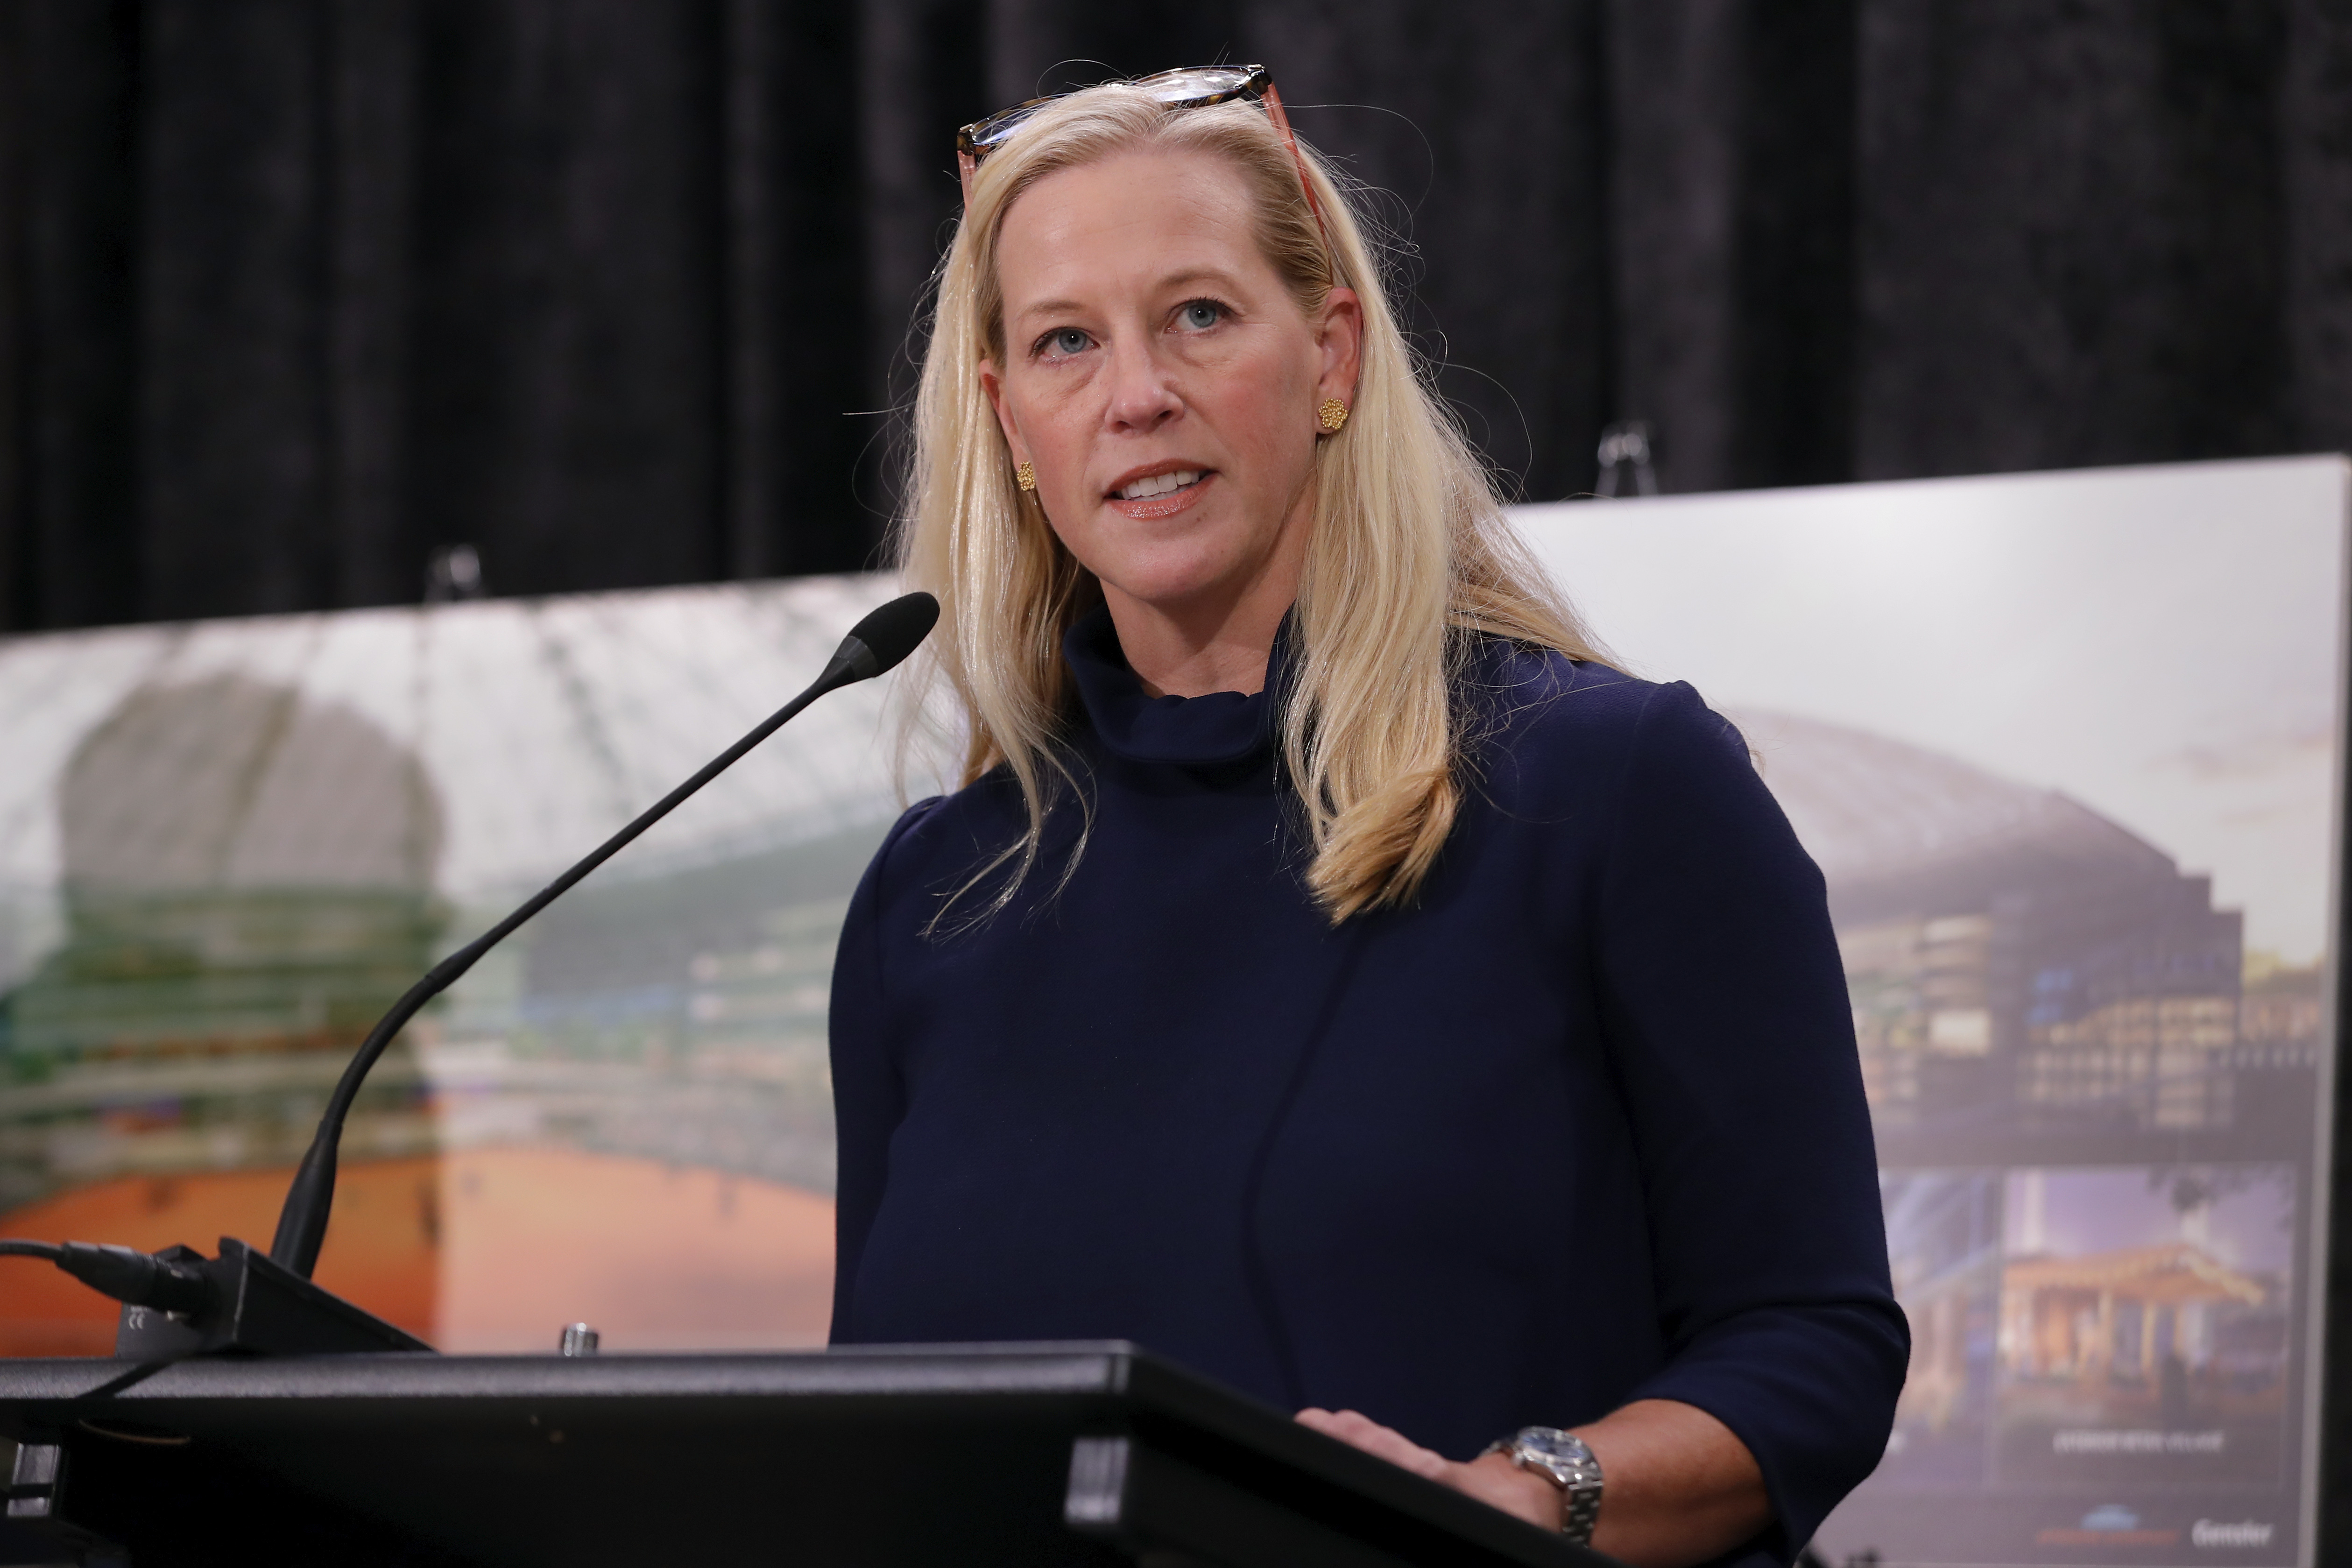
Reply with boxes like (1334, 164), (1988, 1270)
(1017, 460), (1037, 492)
(1318, 399), (1349, 434)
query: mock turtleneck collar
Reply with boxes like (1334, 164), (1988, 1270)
(1062, 604), (1287, 767)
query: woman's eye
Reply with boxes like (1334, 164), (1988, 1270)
(1040, 327), (1092, 357)
(1178, 300), (1224, 331)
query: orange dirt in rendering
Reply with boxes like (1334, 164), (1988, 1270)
(0, 1149), (835, 1356)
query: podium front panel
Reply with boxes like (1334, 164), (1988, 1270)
(0, 1344), (1613, 1568)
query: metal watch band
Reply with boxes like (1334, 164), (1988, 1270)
(1483, 1427), (1604, 1545)
(1558, 1473), (1602, 1546)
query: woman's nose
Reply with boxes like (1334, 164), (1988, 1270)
(1103, 342), (1181, 433)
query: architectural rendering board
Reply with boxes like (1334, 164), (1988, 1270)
(0, 575), (912, 1353)
(0, 458), (2341, 1565)
(1519, 453), (2351, 1567)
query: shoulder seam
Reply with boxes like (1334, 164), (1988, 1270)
(1602, 681), (1672, 888)
(865, 796), (946, 986)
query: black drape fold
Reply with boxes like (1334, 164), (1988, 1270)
(5, 0), (142, 630)
(1855, 2), (2294, 479)
(0, 0), (2346, 631)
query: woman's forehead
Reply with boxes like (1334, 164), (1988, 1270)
(996, 148), (1274, 308)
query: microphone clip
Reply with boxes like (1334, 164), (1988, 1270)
(110, 1238), (430, 1359)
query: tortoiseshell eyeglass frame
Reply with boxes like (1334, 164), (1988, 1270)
(954, 64), (1328, 248)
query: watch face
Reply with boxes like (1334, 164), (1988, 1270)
(1519, 1428), (1589, 1466)
(1517, 1427), (1603, 1488)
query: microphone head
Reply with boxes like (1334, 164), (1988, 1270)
(834, 591), (940, 681)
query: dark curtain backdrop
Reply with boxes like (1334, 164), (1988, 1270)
(0, 0), (2348, 629)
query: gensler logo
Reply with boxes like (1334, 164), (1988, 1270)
(2191, 1519), (2275, 1549)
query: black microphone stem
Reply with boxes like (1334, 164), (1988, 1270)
(269, 595), (935, 1278)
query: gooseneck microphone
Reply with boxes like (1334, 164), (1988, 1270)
(1, 590), (938, 1356)
(269, 589), (938, 1279)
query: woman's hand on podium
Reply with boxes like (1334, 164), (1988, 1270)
(1296, 1399), (1771, 1568)
(1293, 1406), (1564, 1530)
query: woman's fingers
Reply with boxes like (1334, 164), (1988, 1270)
(1296, 1409), (1564, 1531)
(1294, 1408), (1451, 1480)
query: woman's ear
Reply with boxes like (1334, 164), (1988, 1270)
(1315, 288), (1364, 405)
(978, 357), (1031, 467)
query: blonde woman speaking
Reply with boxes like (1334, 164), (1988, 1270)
(826, 67), (1906, 1568)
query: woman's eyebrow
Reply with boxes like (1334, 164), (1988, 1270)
(1012, 269), (1250, 329)
(1014, 297), (1089, 323)
(1156, 268), (1242, 294)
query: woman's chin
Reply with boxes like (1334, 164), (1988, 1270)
(1097, 562), (1263, 619)
(1073, 509), (1300, 624)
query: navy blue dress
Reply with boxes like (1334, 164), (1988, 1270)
(828, 607), (1907, 1566)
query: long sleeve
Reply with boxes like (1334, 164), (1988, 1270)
(1594, 682), (1910, 1562)
(826, 800), (934, 1342)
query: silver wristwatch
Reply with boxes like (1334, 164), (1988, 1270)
(1484, 1426), (1604, 1544)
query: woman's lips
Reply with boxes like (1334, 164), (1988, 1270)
(1106, 470), (1215, 520)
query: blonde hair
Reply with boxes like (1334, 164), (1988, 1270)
(897, 82), (1604, 923)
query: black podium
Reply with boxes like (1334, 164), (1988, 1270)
(0, 1342), (1613, 1567)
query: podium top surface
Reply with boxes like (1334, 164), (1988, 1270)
(0, 1338), (1175, 1405)
(0, 1342), (1617, 1568)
